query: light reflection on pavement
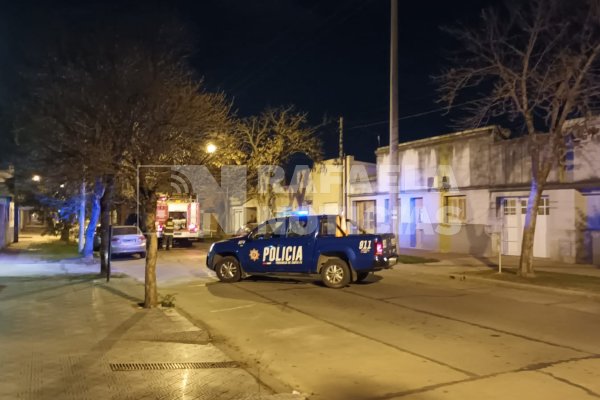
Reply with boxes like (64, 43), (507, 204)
(112, 242), (217, 286)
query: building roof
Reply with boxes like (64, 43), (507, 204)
(375, 125), (509, 155)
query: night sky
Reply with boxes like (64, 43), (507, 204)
(2, 0), (499, 162)
(184, 0), (498, 161)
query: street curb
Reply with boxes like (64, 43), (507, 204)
(395, 265), (600, 301)
(458, 274), (600, 301)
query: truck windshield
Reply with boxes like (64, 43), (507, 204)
(251, 218), (287, 239)
(287, 216), (319, 237)
(169, 211), (187, 220)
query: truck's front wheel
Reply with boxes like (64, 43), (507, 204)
(215, 256), (242, 283)
(321, 258), (351, 289)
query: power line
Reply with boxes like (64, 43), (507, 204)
(343, 92), (444, 124)
(346, 99), (480, 131)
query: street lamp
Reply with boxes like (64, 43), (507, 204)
(32, 175), (41, 182)
(206, 143), (217, 154)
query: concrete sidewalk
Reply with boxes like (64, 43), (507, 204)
(399, 247), (600, 277)
(1, 227), (59, 261)
(0, 275), (305, 400)
(0, 228), (102, 277)
(0, 254), (101, 276)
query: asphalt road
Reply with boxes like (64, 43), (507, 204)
(114, 244), (600, 400)
(111, 241), (213, 285)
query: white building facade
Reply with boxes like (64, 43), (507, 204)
(349, 126), (600, 264)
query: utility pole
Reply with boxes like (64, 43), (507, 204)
(389, 0), (400, 253)
(339, 116), (344, 216)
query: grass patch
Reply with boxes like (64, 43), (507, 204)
(160, 293), (177, 308)
(397, 254), (439, 264)
(466, 268), (600, 293)
(26, 240), (79, 261)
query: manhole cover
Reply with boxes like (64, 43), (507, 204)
(110, 362), (238, 371)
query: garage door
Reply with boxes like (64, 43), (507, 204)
(502, 197), (548, 257)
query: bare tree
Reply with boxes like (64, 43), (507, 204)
(234, 107), (322, 217)
(125, 78), (232, 308)
(17, 13), (233, 306)
(81, 20), (233, 308)
(437, 0), (600, 276)
(14, 98), (112, 260)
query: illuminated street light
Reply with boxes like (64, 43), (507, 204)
(206, 143), (217, 154)
(60, 183), (65, 188)
(32, 175), (41, 182)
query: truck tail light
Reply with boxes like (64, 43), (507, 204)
(375, 240), (383, 256)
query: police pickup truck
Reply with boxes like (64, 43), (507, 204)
(206, 214), (397, 288)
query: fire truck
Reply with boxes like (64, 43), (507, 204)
(156, 193), (202, 245)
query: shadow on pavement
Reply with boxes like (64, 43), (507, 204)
(242, 273), (384, 287)
(97, 282), (144, 304)
(33, 312), (146, 399)
(353, 274), (383, 285)
(111, 253), (145, 261)
(244, 275), (312, 285)
(204, 272), (386, 302)
(0, 276), (99, 301)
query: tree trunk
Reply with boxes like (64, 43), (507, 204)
(82, 180), (104, 259)
(78, 180), (86, 253)
(267, 186), (277, 219)
(518, 178), (544, 277)
(143, 190), (159, 308)
(100, 176), (115, 274)
(60, 223), (71, 242)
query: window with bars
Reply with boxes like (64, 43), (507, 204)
(538, 197), (550, 215)
(517, 197), (550, 216)
(503, 198), (516, 215)
(444, 196), (467, 223)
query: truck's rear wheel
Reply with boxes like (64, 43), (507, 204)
(355, 271), (370, 282)
(321, 258), (351, 289)
(215, 256), (242, 283)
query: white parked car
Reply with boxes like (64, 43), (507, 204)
(109, 226), (146, 258)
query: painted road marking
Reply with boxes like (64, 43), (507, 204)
(210, 304), (255, 313)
